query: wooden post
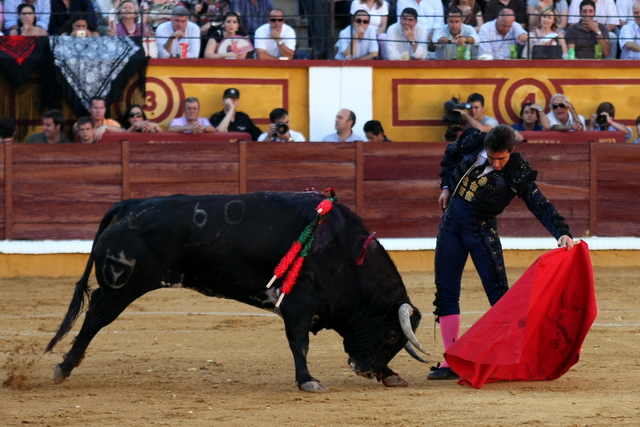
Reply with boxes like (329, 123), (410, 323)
(121, 140), (130, 200)
(238, 140), (247, 194)
(355, 141), (363, 216)
(3, 141), (12, 240)
(589, 141), (598, 236)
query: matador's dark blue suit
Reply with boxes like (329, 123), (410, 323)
(434, 128), (572, 317)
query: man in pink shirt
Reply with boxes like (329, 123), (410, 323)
(169, 97), (216, 133)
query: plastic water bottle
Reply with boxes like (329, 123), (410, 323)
(464, 45), (471, 60)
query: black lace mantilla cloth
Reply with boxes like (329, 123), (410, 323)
(51, 36), (147, 117)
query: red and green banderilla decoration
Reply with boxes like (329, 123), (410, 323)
(266, 195), (336, 307)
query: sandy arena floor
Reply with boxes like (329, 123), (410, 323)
(1, 266), (639, 426)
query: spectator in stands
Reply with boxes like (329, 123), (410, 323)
(484, 0), (528, 29)
(546, 94), (585, 131)
(433, 7), (480, 59)
(512, 103), (550, 132)
(522, 6), (567, 59)
(511, 102), (550, 142)
(209, 88), (262, 140)
(335, 10), (379, 60)
(76, 116), (95, 143)
(60, 13), (100, 36)
(567, 0), (618, 59)
(478, 9), (528, 59)
(0, 118), (16, 143)
(632, 116), (640, 143)
(3, 0), (50, 32)
(157, 6), (201, 58)
(169, 97), (216, 133)
(417, 0), (445, 50)
(48, 0), (97, 36)
(9, 3), (49, 35)
(363, 120), (392, 142)
(587, 102), (633, 142)
(620, 1), (640, 59)
(89, 97), (124, 141)
(230, 0), (273, 41)
(144, 0), (183, 32)
(527, 0), (568, 31)
(254, 9), (296, 60)
(385, 7), (428, 60)
(458, 93), (499, 132)
(258, 108), (306, 142)
(617, 0), (636, 27)
(565, 0), (610, 59)
(350, 0), (389, 58)
(106, 0), (151, 36)
(123, 104), (162, 133)
(203, 11), (251, 59)
(446, 0), (483, 33)
(322, 109), (365, 142)
(192, 0), (230, 32)
(25, 110), (72, 143)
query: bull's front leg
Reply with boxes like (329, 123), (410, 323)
(281, 309), (327, 392)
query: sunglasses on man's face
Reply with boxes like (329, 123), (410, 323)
(552, 103), (567, 110)
(129, 112), (143, 117)
(355, 18), (370, 24)
(269, 18), (284, 22)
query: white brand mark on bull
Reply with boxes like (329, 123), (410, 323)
(193, 202), (207, 229)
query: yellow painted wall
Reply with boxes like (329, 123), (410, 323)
(372, 64), (640, 142)
(116, 63), (310, 138)
(1, 251), (637, 278)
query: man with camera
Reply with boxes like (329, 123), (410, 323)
(587, 102), (633, 141)
(457, 93), (499, 133)
(209, 88), (262, 141)
(258, 108), (306, 142)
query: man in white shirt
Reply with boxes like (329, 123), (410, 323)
(156, 6), (201, 59)
(335, 10), (379, 60)
(385, 7), (428, 60)
(617, 0), (636, 26)
(322, 109), (365, 142)
(4, 0), (50, 31)
(478, 9), (528, 59)
(620, 1), (640, 59)
(258, 108), (306, 142)
(546, 94), (585, 132)
(254, 9), (296, 59)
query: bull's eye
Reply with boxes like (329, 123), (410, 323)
(387, 330), (399, 344)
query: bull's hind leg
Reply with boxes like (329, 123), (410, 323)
(54, 287), (137, 384)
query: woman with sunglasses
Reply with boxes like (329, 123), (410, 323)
(335, 10), (379, 60)
(123, 105), (162, 133)
(350, 0), (389, 56)
(9, 3), (49, 36)
(203, 11), (251, 59)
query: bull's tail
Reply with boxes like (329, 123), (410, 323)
(44, 202), (126, 353)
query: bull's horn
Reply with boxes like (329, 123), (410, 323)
(398, 303), (429, 355)
(404, 342), (429, 363)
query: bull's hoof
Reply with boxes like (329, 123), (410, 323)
(297, 380), (328, 392)
(53, 364), (67, 384)
(381, 374), (408, 387)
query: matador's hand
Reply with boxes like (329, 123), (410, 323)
(439, 189), (450, 211)
(557, 235), (575, 250)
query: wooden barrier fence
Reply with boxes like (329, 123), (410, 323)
(2, 141), (639, 240)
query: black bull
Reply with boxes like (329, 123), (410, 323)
(45, 191), (427, 391)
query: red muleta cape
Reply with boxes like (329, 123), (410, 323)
(445, 241), (597, 388)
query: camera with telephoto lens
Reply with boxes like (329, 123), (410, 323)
(595, 114), (609, 130)
(443, 97), (472, 141)
(275, 122), (289, 136)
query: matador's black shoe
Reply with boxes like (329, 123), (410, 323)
(427, 364), (460, 380)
